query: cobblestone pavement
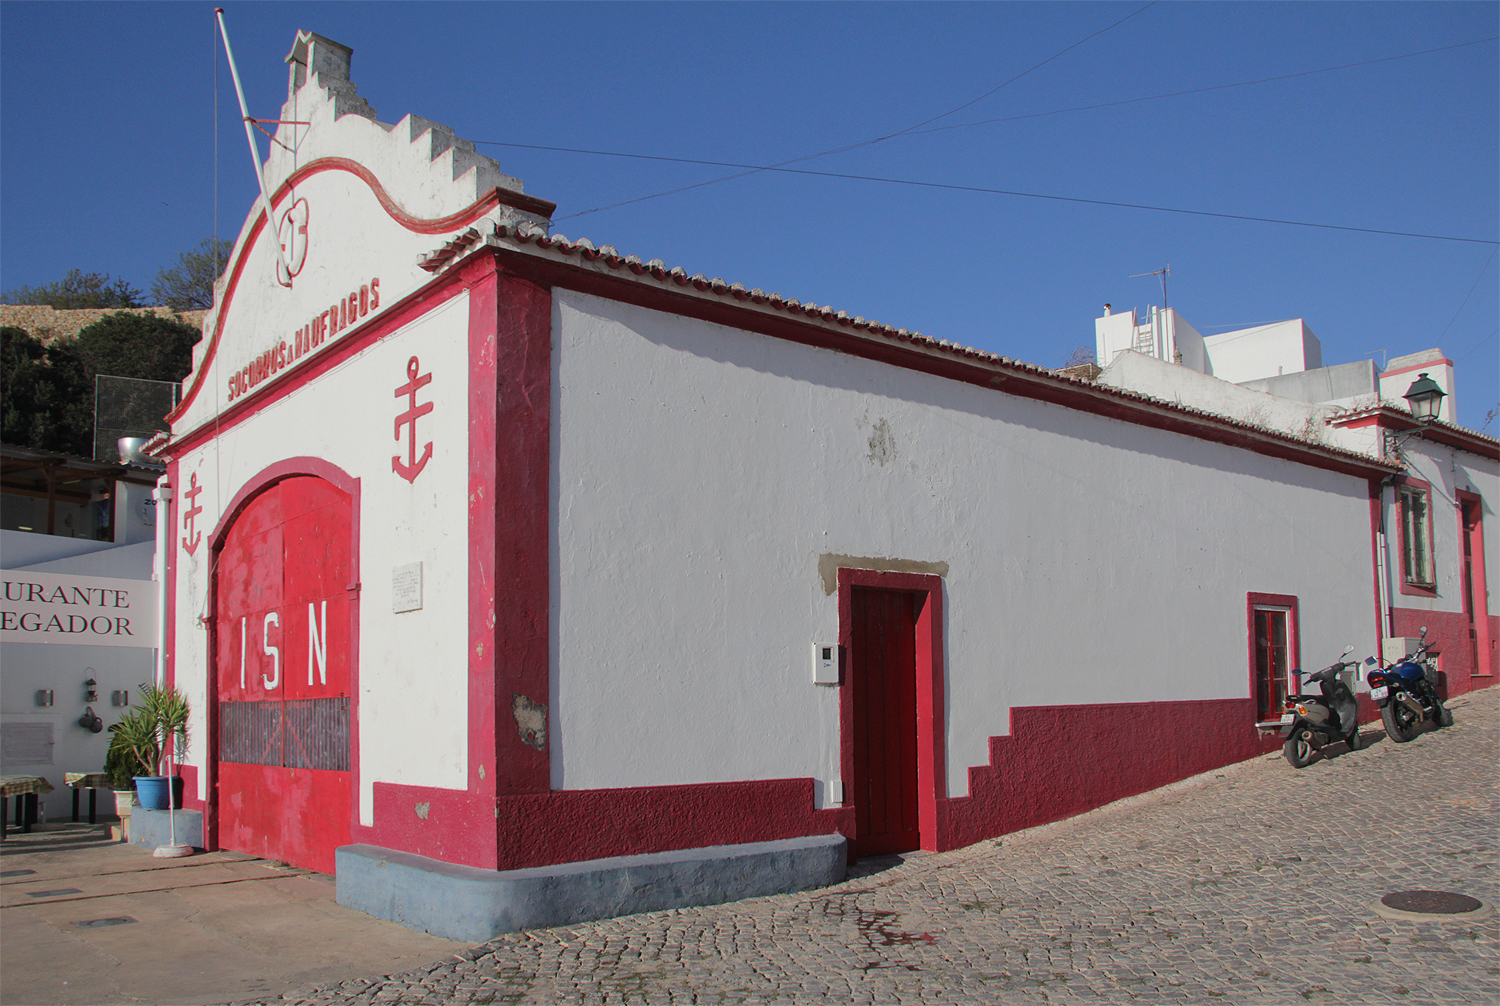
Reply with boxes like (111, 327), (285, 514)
(236, 687), (1498, 1006)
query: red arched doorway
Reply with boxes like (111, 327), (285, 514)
(212, 474), (354, 874)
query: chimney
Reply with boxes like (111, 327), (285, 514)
(286, 30), (353, 96)
(1103, 303), (1112, 316)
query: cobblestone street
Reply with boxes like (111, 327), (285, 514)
(240, 687), (1497, 1005)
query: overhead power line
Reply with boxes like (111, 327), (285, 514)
(477, 33), (1499, 244)
(513, 3), (1158, 224)
(482, 141), (1496, 245)
(880, 1), (1160, 139)
(1437, 246), (1499, 341)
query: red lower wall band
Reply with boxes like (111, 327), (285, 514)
(940, 697), (1280, 851)
(1390, 607), (1499, 696)
(356, 695), (1300, 869)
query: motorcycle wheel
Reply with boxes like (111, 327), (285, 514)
(1382, 702), (1419, 743)
(1283, 726), (1315, 768)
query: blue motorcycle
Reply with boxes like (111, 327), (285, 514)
(1366, 626), (1452, 743)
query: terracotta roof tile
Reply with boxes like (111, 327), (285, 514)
(489, 220), (1400, 473)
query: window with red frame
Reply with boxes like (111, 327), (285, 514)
(1253, 606), (1291, 721)
(1399, 485), (1435, 587)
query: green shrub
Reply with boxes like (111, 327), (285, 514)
(106, 681), (190, 781)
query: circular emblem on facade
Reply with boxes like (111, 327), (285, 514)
(276, 197), (309, 286)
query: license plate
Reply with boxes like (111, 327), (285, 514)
(1370, 686), (1389, 701)
(1279, 713), (1295, 724)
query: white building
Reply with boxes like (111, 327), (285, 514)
(1096, 307), (1497, 691)
(2, 447), (163, 823)
(142, 32), (1417, 940)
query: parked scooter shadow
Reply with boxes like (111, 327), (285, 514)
(1298, 726), (1386, 767)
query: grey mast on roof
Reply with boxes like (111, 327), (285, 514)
(279, 30), (530, 200)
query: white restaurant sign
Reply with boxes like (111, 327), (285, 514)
(1, 570), (158, 648)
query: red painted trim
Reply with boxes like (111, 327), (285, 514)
(1388, 608), (1468, 698)
(1395, 476), (1438, 598)
(1247, 592), (1300, 711)
(166, 266), (474, 456)
(340, 258), (553, 868)
(164, 461), (179, 692)
(836, 568), (945, 853)
(1329, 407), (1499, 458)
(202, 457), (361, 861)
(466, 261), (501, 863)
(171, 157), (553, 424)
(175, 765), (202, 813)
(362, 689), (1301, 867)
(1369, 479), (1387, 665)
(939, 697), (1279, 849)
(1457, 490), (1494, 678)
(1382, 359), (1454, 380)
(1336, 414), (1384, 431)
(487, 269), (553, 797)
(365, 778), (852, 871)
(488, 248), (1396, 483)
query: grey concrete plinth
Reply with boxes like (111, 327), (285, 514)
(129, 808), (204, 851)
(336, 833), (847, 942)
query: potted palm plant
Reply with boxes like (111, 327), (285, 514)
(110, 681), (190, 811)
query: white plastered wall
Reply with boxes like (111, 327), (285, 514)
(1098, 351), (1336, 444)
(1205, 320), (1320, 384)
(1390, 439), (1500, 619)
(0, 535), (155, 822)
(551, 290), (1377, 802)
(169, 295), (471, 824)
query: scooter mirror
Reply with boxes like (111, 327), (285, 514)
(1419, 625), (1428, 637)
(1365, 656), (1377, 665)
(1343, 645), (1355, 655)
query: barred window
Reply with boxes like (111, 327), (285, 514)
(1399, 486), (1434, 587)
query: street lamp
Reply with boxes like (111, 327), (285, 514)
(1402, 373), (1445, 423)
(1384, 372), (1447, 460)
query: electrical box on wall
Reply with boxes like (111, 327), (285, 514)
(812, 643), (838, 684)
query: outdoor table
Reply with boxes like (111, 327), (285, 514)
(64, 772), (111, 824)
(0, 776), (54, 837)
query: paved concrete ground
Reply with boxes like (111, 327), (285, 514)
(0, 829), (464, 1005)
(4, 687), (1495, 1005)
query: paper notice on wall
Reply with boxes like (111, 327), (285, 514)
(1, 570), (158, 648)
(393, 562), (423, 613)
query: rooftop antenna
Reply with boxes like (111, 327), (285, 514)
(1129, 264), (1170, 311)
(214, 8), (295, 284)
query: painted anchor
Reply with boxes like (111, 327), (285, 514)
(181, 471), (204, 555)
(393, 355), (434, 483)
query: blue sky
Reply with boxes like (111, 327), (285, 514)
(2, 2), (1496, 429)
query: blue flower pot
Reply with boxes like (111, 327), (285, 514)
(133, 776), (183, 810)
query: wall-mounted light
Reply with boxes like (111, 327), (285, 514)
(35, 689), (54, 707)
(1384, 373), (1449, 460)
(112, 690), (129, 707)
(84, 675), (98, 703)
(1402, 373), (1446, 423)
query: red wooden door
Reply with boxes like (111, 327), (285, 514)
(1253, 608), (1290, 720)
(849, 587), (919, 856)
(1461, 498), (1480, 674)
(214, 476), (352, 874)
